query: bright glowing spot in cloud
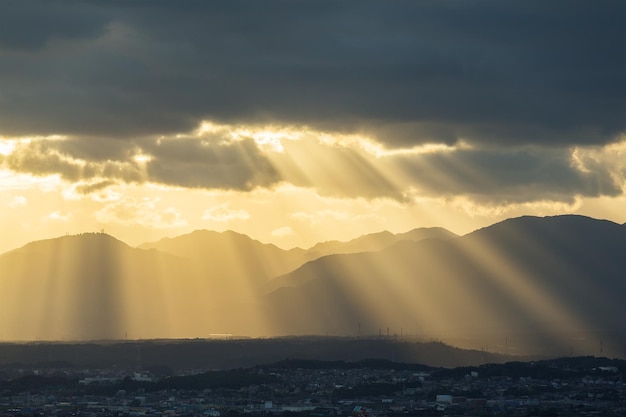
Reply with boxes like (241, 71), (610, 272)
(196, 121), (223, 135)
(133, 153), (152, 164)
(315, 131), (472, 158)
(0, 140), (16, 156)
(252, 132), (285, 153)
(195, 119), (308, 153)
(271, 226), (294, 238)
(202, 203), (250, 222)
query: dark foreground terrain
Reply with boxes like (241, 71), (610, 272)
(0, 337), (518, 371)
(1, 352), (625, 417)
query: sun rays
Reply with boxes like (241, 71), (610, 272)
(0, 120), (625, 355)
(0, 213), (624, 359)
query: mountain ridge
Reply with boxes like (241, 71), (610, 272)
(1, 232), (130, 258)
(263, 214), (626, 356)
(304, 226), (457, 260)
(0, 214), (623, 356)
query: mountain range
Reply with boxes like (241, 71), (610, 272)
(0, 215), (624, 357)
(263, 215), (626, 355)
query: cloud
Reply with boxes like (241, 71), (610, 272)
(1, 2), (624, 216)
(271, 226), (294, 238)
(143, 135), (279, 190)
(61, 180), (119, 201)
(0, 1), (109, 50)
(1, 139), (144, 183)
(75, 180), (117, 195)
(1, 122), (625, 205)
(291, 210), (350, 226)
(47, 210), (71, 222)
(391, 145), (624, 203)
(0, 133), (279, 192)
(0, 1), (623, 148)
(268, 133), (626, 204)
(95, 197), (188, 228)
(202, 203), (250, 222)
(8, 195), (27, 208)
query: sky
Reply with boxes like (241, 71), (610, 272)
(0, 0), (625, 254)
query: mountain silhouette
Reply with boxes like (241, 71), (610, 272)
(263, 215), (626, 356)
(265, 227), (457, 293)
(1, 215), (624, 355)
(139, 230), (308, 304)
(0, 233), (201, 340)
(303, 227), (457, 260)
(0, 233), (269, 340)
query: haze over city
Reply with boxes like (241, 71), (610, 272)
(0, 1), (625, 354)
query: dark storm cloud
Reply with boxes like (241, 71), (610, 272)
(142, 136), (280, 190)
(0, 135), (280, 192)
(55, 137), (138, 162)
(0, 132), (621, 203)
(1, 139), (143, 183)
(0, 1), (109, 50)
(3, 140), (83, 180)
(270, 139), (622, 203)
(0, 0), (624, 147)
(392, 147), (622, 203)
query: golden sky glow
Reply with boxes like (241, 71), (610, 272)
(1, 1), (624, 255)
(2, 2), (626, 354)
(0, 122), (625, 254)
(4, 133), (622, 345)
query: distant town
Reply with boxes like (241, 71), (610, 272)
(1, 353), (626, 416)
